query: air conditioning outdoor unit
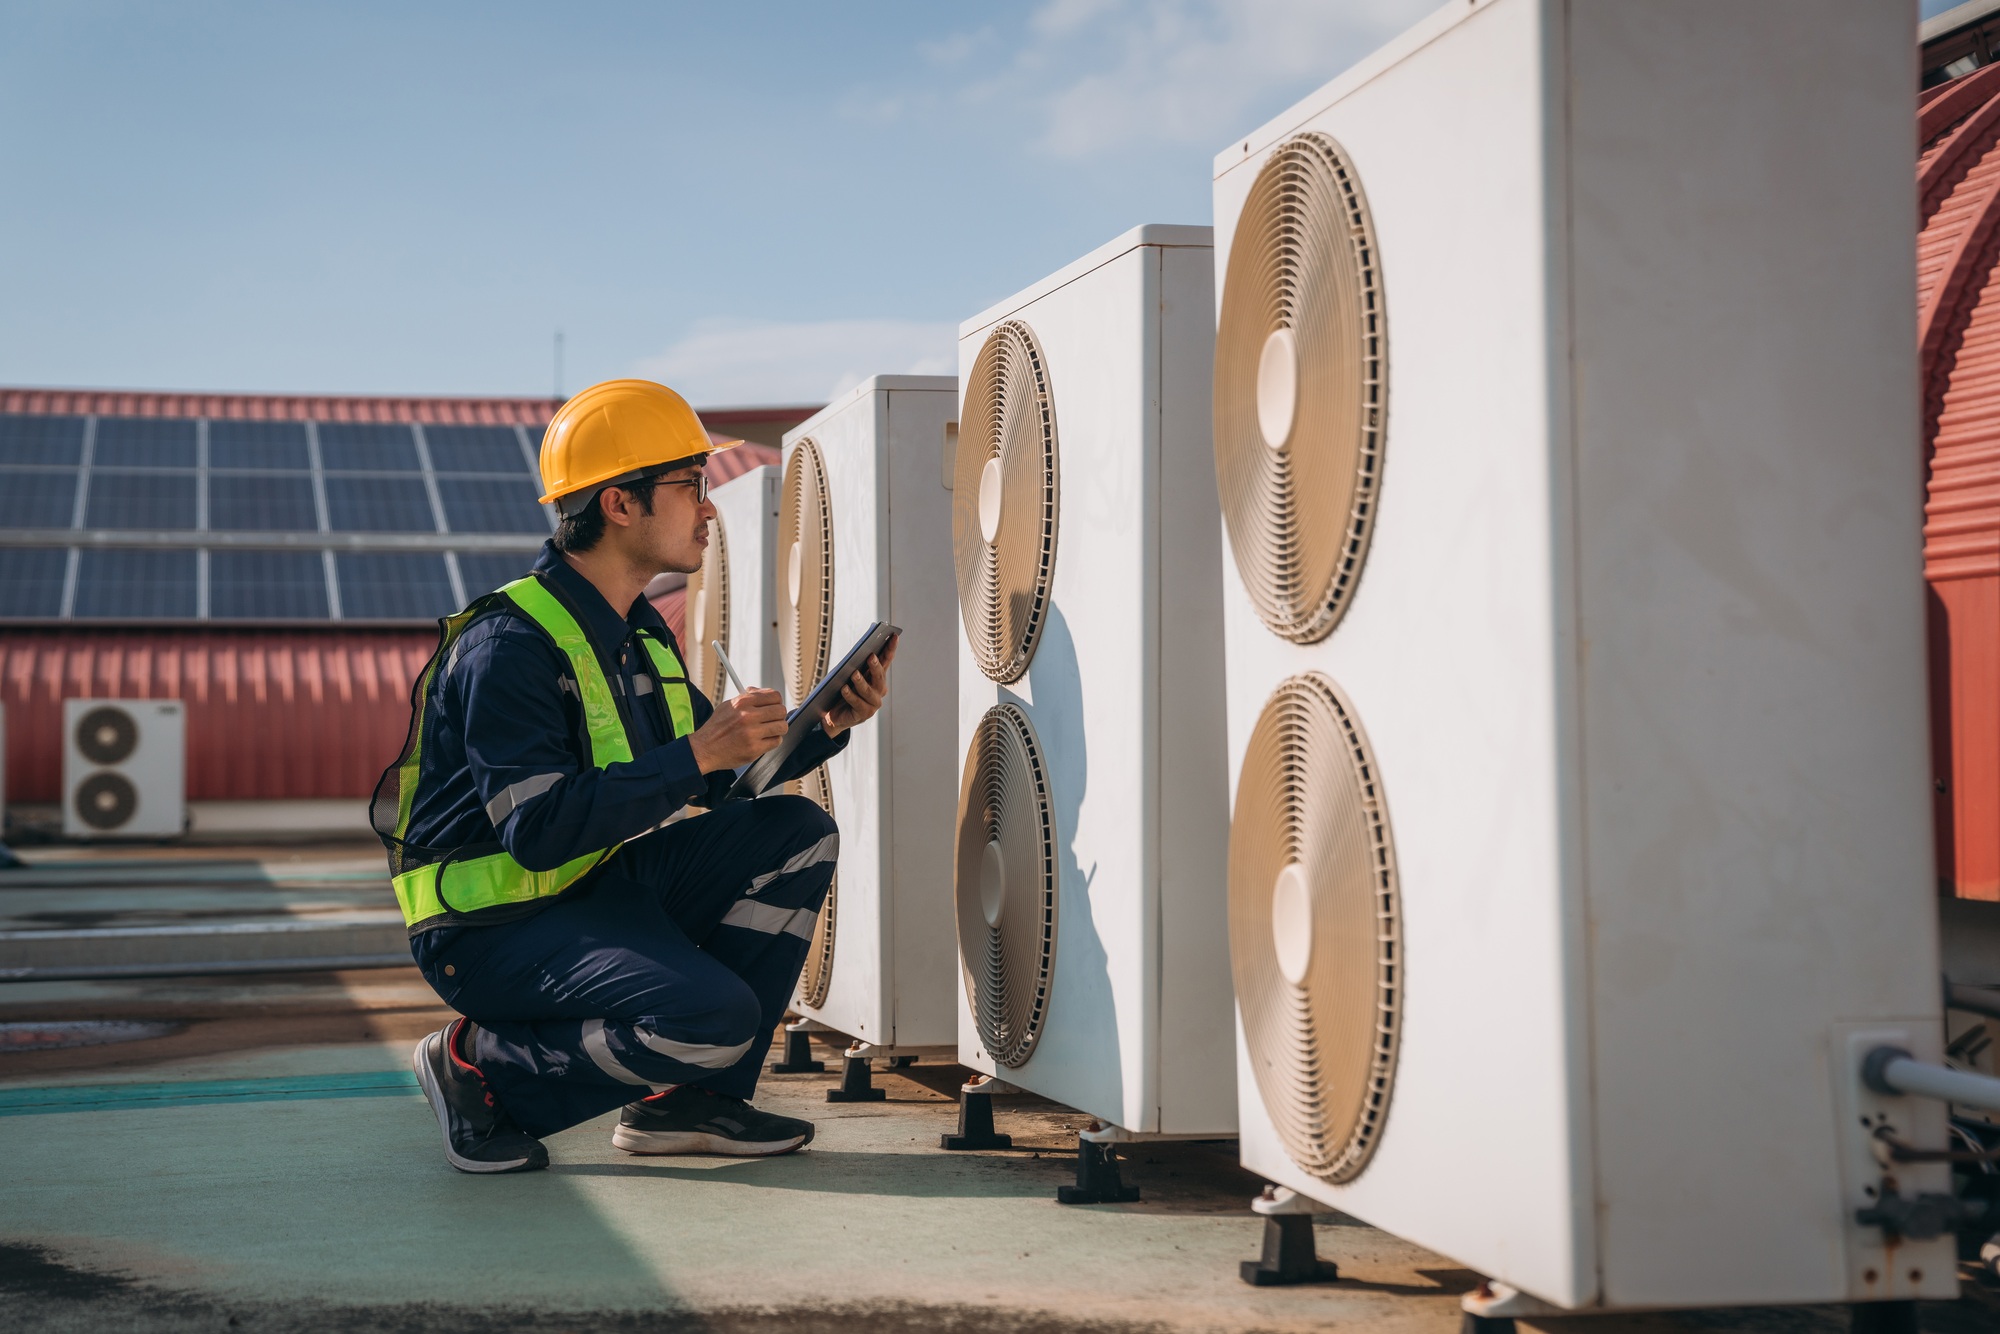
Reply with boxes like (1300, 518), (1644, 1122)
(779, 377), (962, 1058)
(684, 464), (781, 702)
(953, 225), (1234, 1145)
(1211, 0), (1946, 1314)
(63, 699), (186, 839)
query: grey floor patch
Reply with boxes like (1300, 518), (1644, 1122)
(0, 1242), (1187, 1334)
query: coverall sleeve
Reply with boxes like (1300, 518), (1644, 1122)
(451, 624), (711, 871)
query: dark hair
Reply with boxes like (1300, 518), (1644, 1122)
(553, 476), (660, 554)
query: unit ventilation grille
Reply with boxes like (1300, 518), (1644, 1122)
(779, 438), (834, 705)
(795, 763), (837, 1009)
(1230, 672), (1401, 1183)
(683, 512), (730, 701)
(955, 702), (1058, 1067)
(1215, 132), (1386, 645)
(956, 321), (1059, 684)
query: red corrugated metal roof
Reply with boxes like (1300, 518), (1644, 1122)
(0, 386), (564, 426)
(698, 405), (821, 429)
(707, 441), (780, 487)
(1920, 67), (2000, 902)
(0, 389), (815, 437)
(1, 628), (431, 803)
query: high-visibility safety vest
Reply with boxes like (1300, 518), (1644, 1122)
(372, 573), (697, 933)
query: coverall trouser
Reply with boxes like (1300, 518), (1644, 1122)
(411, 795), (837, 1138)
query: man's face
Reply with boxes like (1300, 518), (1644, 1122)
(617, 463), (713, 576)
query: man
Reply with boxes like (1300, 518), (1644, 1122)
(374, 378), (894, 1173)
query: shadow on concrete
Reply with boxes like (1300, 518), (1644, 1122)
(1318, 1266), (1483, 1298)
(0, 1242), (1192, 1334)
(551, 1148), (1069, 1198)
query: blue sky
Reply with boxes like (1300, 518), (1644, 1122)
(0, 2), (1954, 406)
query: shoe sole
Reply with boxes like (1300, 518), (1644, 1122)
(412, 1033), (543, 1175)
(610, 1123), (812, 1157)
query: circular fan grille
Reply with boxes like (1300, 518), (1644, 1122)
(1215, 132), (1387, 645)
(1230, 672), (1401, 1183)
(682, 512), (731, 701)
(955, 321), (1059, 684)
(779, 438), (834, 705)
(954, 703), (1057, 1067)
(795, 763), (837, 1009)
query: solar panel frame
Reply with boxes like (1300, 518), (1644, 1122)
(93, 417), (198, 468)
(208, 548), (331, 619)
(324, 475), (440, 532)
(82, 471), (199, 530)
(436, 476), (554, 534)
(425, 425), (534, 474)
(454, 551), (536, 599)
(0, 468), (80, 530)
(73, 547), (198, 619)
(0, 410), (555, 622)
(334, 551), (457, 621)
(207, 473), (321, 532)
(0, 415), (87, 466)
(316, 422), (421, 472)
(0, 547), (71, 617)
(208, 420), (310, 470)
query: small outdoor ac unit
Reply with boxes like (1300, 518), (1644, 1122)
(1212, 0), (1944, 1313)
(953, 226), (1234, 1138)
(684, 465), (781, 701)
(63, 699), (186, 839)
(779, 377), (961, 1052)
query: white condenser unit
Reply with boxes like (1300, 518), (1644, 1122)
(63, 699), (186, 839)
(1211, 0), (1946, 1314)
(683, 464), (781, 701)
(779, 377), (962, 1054)
(953, 226), (1234, 1140)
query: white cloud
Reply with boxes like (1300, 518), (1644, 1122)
(636, 317), (957, 407)
(957, 0), (1435, 159)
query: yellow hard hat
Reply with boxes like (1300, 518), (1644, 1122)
(537, 378), (733, 517)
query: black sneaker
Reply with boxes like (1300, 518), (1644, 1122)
(412, 1020), (549, 1174)
(611, 1085), (816, 1157)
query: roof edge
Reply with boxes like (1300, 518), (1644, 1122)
(0, 385), (564, 426)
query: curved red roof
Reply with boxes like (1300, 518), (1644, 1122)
(1919, 63), (2000, 901)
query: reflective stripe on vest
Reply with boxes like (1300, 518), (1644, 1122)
(388, 574), (696, 930)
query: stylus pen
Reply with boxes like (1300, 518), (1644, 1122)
(712, 640), (751, 696)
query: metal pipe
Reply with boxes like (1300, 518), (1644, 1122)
(1864, 1045), (2000, 1113)
(1948, 981), (2000, 1021)
(0, 954), (412, 983)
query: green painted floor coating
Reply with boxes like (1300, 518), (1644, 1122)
(0, 1041), (1475, 1332)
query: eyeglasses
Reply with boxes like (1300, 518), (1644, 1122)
(658, 473), (709, 504)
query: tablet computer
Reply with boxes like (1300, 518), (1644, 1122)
(726, 621), (900, 800)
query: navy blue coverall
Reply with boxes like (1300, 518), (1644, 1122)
(404, 541), (847, 1138)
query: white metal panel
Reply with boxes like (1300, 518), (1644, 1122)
(883, 381), (964, 1049)
(957, 231), (1233, 1136)
(1566, 0), (1939, 1307)
(62, 699), (186, 839)
(710, 466), (780, 694)
(1216, 0), (1947, 1312)
(785, 376), (960, 1048)
(1152, 242), (1235, 1134)
(1218, 0), (1587, 1300)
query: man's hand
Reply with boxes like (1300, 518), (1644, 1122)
(689, 687), (787, 773)
(820, 635), (897, 739)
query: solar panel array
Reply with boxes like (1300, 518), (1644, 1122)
(0, 414), (552, 623)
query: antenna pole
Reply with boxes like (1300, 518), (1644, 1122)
(554, 330), (565, 400)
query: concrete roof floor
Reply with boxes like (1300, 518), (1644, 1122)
(2, 849), (1998, 1332)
